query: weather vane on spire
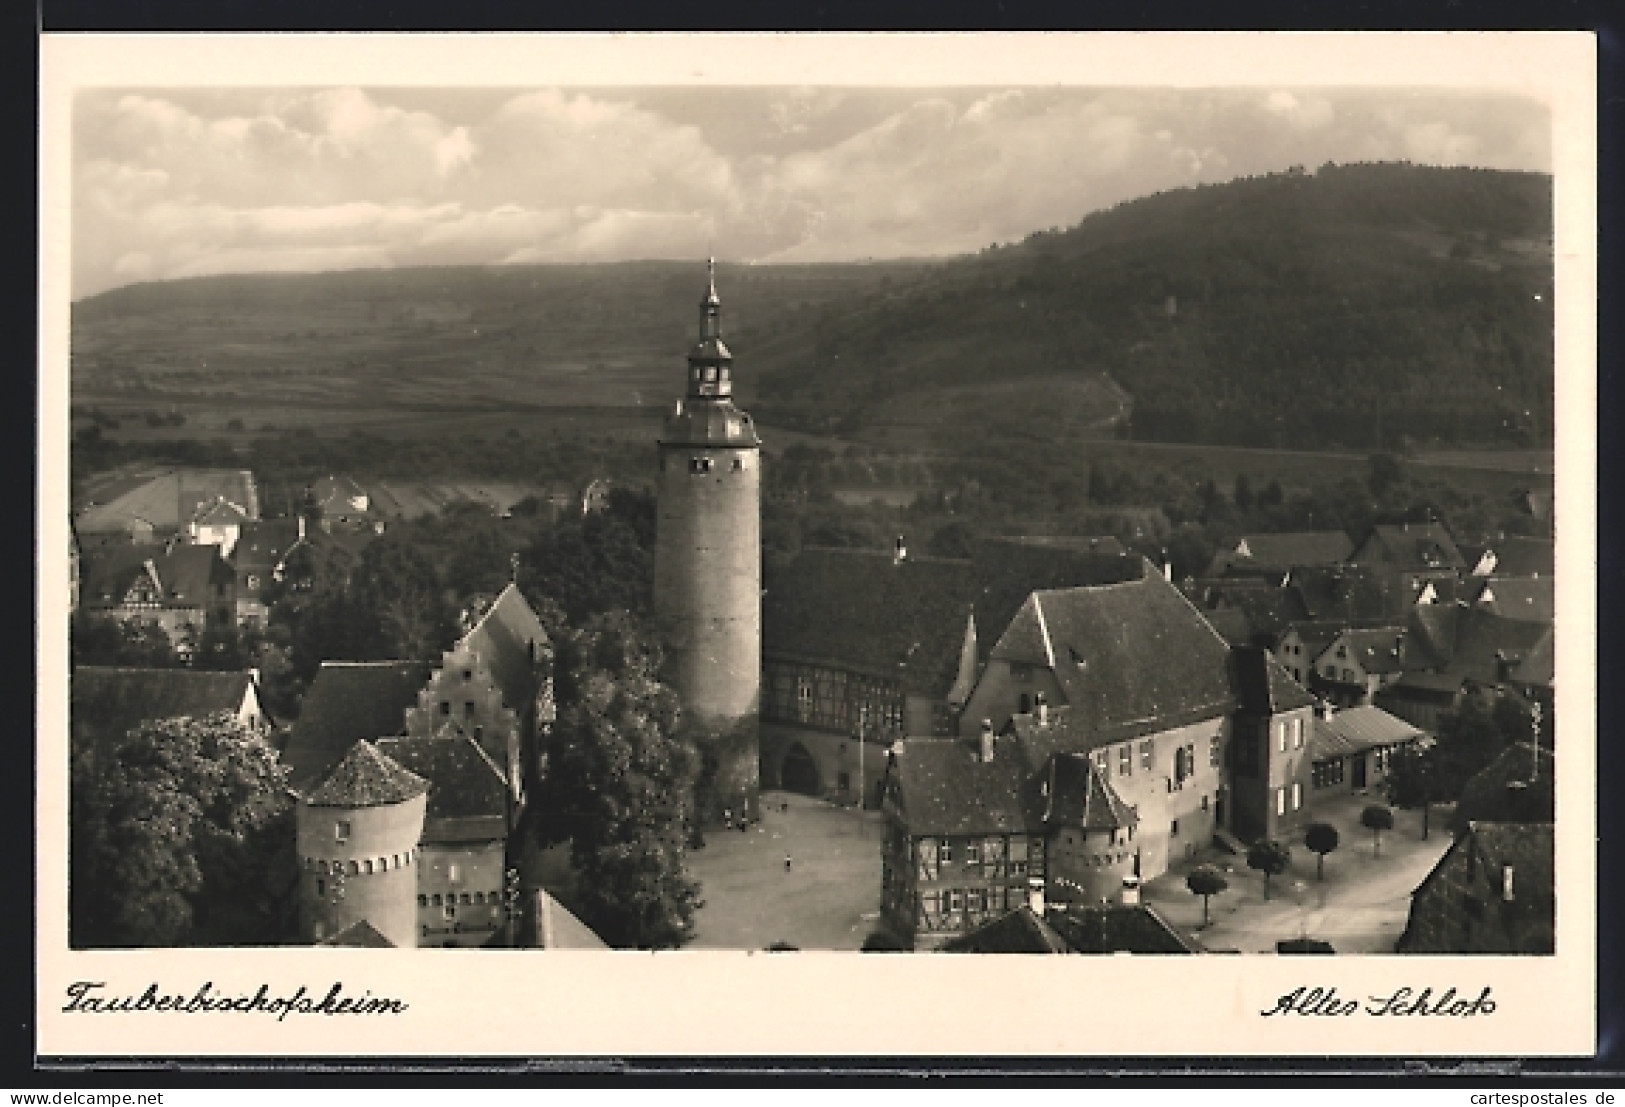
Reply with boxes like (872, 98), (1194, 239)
(707, 255), (718, 301)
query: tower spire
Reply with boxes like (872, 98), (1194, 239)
(688, 257), (732, 398)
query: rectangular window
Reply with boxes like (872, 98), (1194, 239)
(964, 840), (980, 865)
(1292, 718), (1304, 748)
(1201, 794), (1210, 813)
(1276, 788), (1287, 817)
(440, 701), (451, 716)
(946, 889), (964, 912)
(1140, 740), (1153, 771)
(464, 701), (476, 718)
(1119, 746), (1132, 776)
(463, 669), (473, 681)
(1093, 750), (1108, 774)
(1210, 735), (1220, 767)
(448, 864), (462, 883)
(689, 457), (713, 474)
(922, 891), (940, 917)
(938, 840), (953, 865)
(1171, 819), (1179, 837)
(316, 879), (325, 897)
(335, 820), (351, 842)
(1277, 724), (1286, 753)
(1292, 782), (1303, 810)
(444, 904), (456, 920)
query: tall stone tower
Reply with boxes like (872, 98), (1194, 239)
(654, 259), (762, 823)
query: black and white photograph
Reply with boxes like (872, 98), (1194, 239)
(37, 32), (1596, 1057)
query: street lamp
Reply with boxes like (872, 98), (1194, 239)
(1293, 879), (1308, 940)
(504, 866), (522, 948)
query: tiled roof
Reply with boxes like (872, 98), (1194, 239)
(193, 497), (249, 526)
(375, 736), (508, 843)
(1225, 531), (1354, 572)
(318, 919), (395, 947)
(939, 906), (1071, 953)
(1511, 627), (1554, 687)
(1044, 904), (1199, 954)
(281, 661), (433, 793)
(1467, 821), (1554, 910)
(1308, 705), (1424, 763)
(1287, 564), (1405, 621)
(1452, 743), (1554, 831)
(992, 571), (1238, 743)
(233, 518), (303, 572)
(71, 666), (256, 753)
(1352, 522), (1466, 572)
(1488, 537), (1554, 578)
(81, 543), (229, 609)
(1043, 753), (1136, 831)
(889, 736), (1036, 836)
(532, 888), (610, 949)
(1231, 646), (1316, 715)
(1325, 626), (1409, 675)
(1198, 606), (1255, 647)
(76, 468), (257, 534)
(306, 739), (428, 808)
(763, 543), (1142, 696)
(459, 582), (549, 715)
(1203, 586), (1312, 644)
(1472, 577), (1554, 624)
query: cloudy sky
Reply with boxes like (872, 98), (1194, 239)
(72, 85), (1549, 299)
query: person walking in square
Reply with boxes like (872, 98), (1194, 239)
(784, 852), (792, 872)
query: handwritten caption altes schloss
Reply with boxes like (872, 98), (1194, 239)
(1262, 985), (1496, 1018)
(62, 981), (408, 1021)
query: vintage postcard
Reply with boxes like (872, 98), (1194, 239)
(37, 31), (1597, 1059)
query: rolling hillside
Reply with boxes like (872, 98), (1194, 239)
(71, 162), (1552, 453)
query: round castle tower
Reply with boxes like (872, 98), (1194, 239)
(296, 739), (428, 948)
(653, 260), (762, 823)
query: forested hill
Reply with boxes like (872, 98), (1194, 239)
(743, 162), (1553, 452)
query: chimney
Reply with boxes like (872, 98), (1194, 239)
(893, 534), (908, 565)
(979, 719), (995, 764)
(297, 514), (306, 541)
(1120, 876), (1141, 906)
(1034, 691), (1049, 726)
(1027, 876), (1045, 916)
(1160, 547), (1173, 582)
(1501, 864), (1515, 903)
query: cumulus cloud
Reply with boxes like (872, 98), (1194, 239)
(70, 85), (1552, 298)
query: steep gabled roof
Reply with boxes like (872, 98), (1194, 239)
(1044, 753), (1137, 831)
(1352, 522), (1466, 572)
(763, 543), (1143, 697)
(458, 582), (548, 715)
(1325, 626), (1409, 675)
(306, 739), (428, 808)
(1487, 537), (1555, 578)
(889, 736), (1035, 836)
(281, 661), (433, 793)
(233, 518), (304, 572)
(532, 888), (611, 949)
(1223, 531), (1354, 572)
(374, 736), (508, 843)
(1044, 904), (1199, 954)
(992, 570), (1238, 742)
(193, 497), (249, 526)
(81, 542), (228, 609)
(71, 666), (257, 753)
(1207, 586), (1313, 644)
(1472, 577), (1555, 624)
(1231, 646), (1316, 715)
(1308, 705), (1424, 763)
(1287, 564), (1405, 621)
(1511, 627), (1554, 687)
(1453, 743), (1554, 831)
(939, 906), (1071, 953)
(318, 919), (395, 947)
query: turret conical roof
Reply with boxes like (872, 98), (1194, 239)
(306, 738), (429, 808)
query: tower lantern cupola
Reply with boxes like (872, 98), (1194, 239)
(688, 257), (733, 399)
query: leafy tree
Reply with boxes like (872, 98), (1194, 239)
(926, 521), (978, 560)
(1386, 742), (1441, 839)
(70, 712), (296, 948)
(351, 535), (455, 661)
(1303, 822), (1340, 881)
(71, 614), (179, 669)
(1367, 452), (1408, 497)
(1360, 804), (1395, 857)
(1186, 864), (1228, 927)
(1432, 697), (1510, 799)
(1233, 474), (1255, 510)
(528, 612), (702, 949)
(1247, 839), (1292, 901)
